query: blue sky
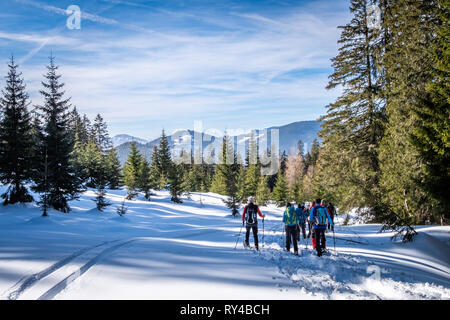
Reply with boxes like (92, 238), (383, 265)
(0, 0), (350, 139)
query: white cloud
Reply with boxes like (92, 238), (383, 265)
(3, 1), (347, 136)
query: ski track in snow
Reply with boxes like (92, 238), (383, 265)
(0, 188), (449, 300)
(3, 228), (223, 300)
(2, 240), (125, 300)
(38, 239), (137, 300)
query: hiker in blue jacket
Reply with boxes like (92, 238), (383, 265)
(296, 204), (308, 240)
(309, 198), (333, 257)
(283, 202), (299, 255)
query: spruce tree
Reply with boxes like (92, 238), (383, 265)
(157, 130), (171, 189)
(91, 152), (110, 212)
(378, 0), (440, 224)
(91, 113), (112, 153)
(81, 114), (92, 144)
(168, 161), (183, 203)
(244, 133), (260, 199)
(67, 107), (85, 146)
(71, 132), (88, 186)
(150, 145), (161, 190)
(236, 162), (247, 202)
(279, 151), (288, 175)
(210, 136), (229, 195)
(272, 172), (288, 206)
(297, 139), (305, 158)
(256, 175), (270, 206)
(29, 111), (44, 185)
(78, 140), (104, 189)
(317, 0), (386, 215)
(123, 142), (143, 199)
(105, 148), (122, 189)
(176, 149), (191, 194)
(186, 148), (204, 192)
(410, 0), (450, 224)
(0, 57), (34, 204)
(32, 56), (82, 213)
(138, 158), (153, 200)
(222, 136), (241, 216)
(202, 144), (215, 192)
(305, 139), (320, 169)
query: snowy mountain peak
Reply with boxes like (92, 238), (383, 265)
(111, 134), (148, 147)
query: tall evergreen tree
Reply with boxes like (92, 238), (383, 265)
(210, 137), (229, 195)
(78, 140), (104, 189)
(123, 142), (144, 197)
(279, 151), (288, 175)
(150, 145), (161, 190)
(32, 56), (82, 213)
(305, 139), (320, 170)
(186, 148), (204, 192)
(67, 107), (85, 146)
(91, 113), (112, 153)
(168, 161), (183, 203)
(256, 175), (270, 206)
(105, 148), (122, 189)
(244, 132), (260, 199)
(86, 144), (110, 212)
(201, 145), (215, 192)
(138, 158), (153, 200)
(29, 110), (44, 185)
(379, 0), (441, 224)
(0, 57), (34, 204)
(297, 139), (305, 158)
(272, 171), (288, 206)
(222, 136), (241, 216)
(236, 162), (247, 202)
(410, 0), (450, 224)
(157, 130), (171, 189)
(317, 0), (386, 215)
(81, 114), (92, 144)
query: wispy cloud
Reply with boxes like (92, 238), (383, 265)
(14, 0), (116, 24)
(0, 31), (78, 45)
(2, 0), (347, 137)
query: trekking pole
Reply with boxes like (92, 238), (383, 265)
(262, 218), (265, 249)
(333, 229), (336, 253)
(235, 223), (244, 249)
(333, 226), (337, 255)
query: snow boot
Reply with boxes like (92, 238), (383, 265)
(316, 244), (323, 257)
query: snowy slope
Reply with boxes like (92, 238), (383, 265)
(0, 187), (449, 300)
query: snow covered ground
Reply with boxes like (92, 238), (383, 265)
(0, 187), (449, 300)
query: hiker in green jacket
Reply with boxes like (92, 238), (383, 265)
(283, 202), (299, 255)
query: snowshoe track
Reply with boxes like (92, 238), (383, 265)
(38, 239), (136, 300)
(4, 239), (121, 300)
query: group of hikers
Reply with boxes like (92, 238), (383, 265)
(241, 196), (336, 257)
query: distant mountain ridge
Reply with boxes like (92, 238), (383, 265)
(113, 120), (321, 165)
(111, 134), (148, 147)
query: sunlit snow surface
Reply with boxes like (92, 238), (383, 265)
(0, 187), (448, 300)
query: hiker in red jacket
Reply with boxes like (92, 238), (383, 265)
(242, 196), (265, 250)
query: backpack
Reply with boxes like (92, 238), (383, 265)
(285, 206), (297, 225)
(314, 206), (328, 226)
(297, 208), (306, 223)
(245, 205), (258, 224)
